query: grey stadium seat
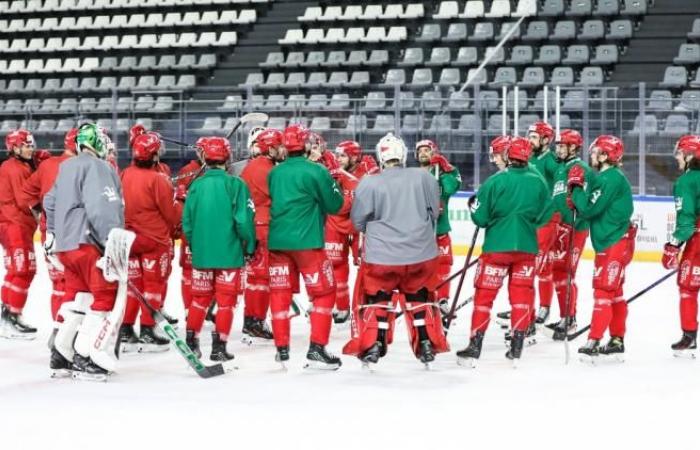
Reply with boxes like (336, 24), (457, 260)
(265, 95), (285, 110)
(322, 51), (346, 68)
(580, 20), (605, 41)
(328, 72), (350, 88)
(344, 50), (368, 67)
(382, 69), (406, 86)
(567, 0), (592, 16)
(398, 48), (424, 67)
(660, 66), (688, 88)
(153, 96), (173, 112)
(594, 0), (620, 16)
(607, 20), (633, 40)
(484, 47), (505, 66)
(487, 114), (509, 134)
(448, 91), (470, 110)
(328, 94), (350, 109)
(364, 91), (387, 110)
(394, 91), (416, 109)
(551, 21), (577, 41)
(347, 71), (370, 88)
(438, 68), (461, 86)
(541, 0), (565, 16)
(416, 24), (441, 43)
(489, 67), (517, 87)
(520, 67), (546, 87)
(577, 66), (604, 86)
(497, 22), (521, 40)
(285, 72), (307, 89)
(679, 90), (700, 111)
(628, 114), (658, 136)
(661, 115), (690, 136)
(562, 45), (590, 65)
(401, 114), (422, 134)
(305, 72), (327, 89)
(410, 68), (433, 88)
(366, 50), (389, 67)
(284, 94), (306, 110)
(470, 22), (494, 42)
(551, 67), (575, 86)
(561, 90), (586, 110)
(426, 47), (451, 67)
(535, 45), (562, 65)
(309, 117), (331, 131)
(507, 90), (529, 112)
(306, 94), (328, 110)
(522, 21), (549, 41)
(301, 51), (326, 68)
(239, 72), (263, 88)
(345, 114), (368, 132)
(260, 52), (284, 68)
(689, 19), (700, 40)
(421, 92), (443, 111)
(281, 52), (305, 68)
(518, 114), (540, 134)
(508, 46), (534, 65)
(456, 114), (481, 135)
(621, 0), (647, 15)
(674, 44), (700, 65)
(370, 115), (395, 134)
(451, 47), (478, 66)
(591, 45), (619, 65)
(646, 90), (673, 111)
(477, 90), (500, 110)
(690, 71), (700, 88)
(218, 95), (244, 111)
(428, 115), (452, 133)
(443, 23), (468, 42)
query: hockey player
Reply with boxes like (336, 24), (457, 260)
(662, 134), (700, 357)
(567, 135), (635, 361)
(545, 129), (593, 340)
(44, 123), (131, 380)
(182, 137), (256, 361)
(118, 132), (183, 353)
(0, 129), (39, 339)
(489, 135), (511, 171)
(267, 124), (344, 369)
(19, 128), (78, 344)
(457, 137), (552, 366)
(415, 140), (461, 314)
(239, 128), (285, 342)
(344, 133), (447, 368)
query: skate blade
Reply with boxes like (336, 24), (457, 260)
(120, 343), (140, 354)
(137, 344), (170, 353)
(496, 318), (510, 329)
(456, 356), (478, 369)
(422, 361), (434, 371)
(241, 335), (274, 346)
(0, 331), (37, 340)
(71, 371), (109, 382)
(600, 353), (625, 363)
(50, 368), (72, 378)
(303, 360), (341, 371)
(578, 354), (598, 365)
(361, 361), (377, 372)
(509, 358), (520, 369)
(673, 349), (697, 359)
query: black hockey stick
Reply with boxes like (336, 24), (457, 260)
(563, 213), (577, 364)
(436, 258), (479, 291)
(444, 227), (480, 335)
(395, 295), (474, 320)
(567, 269), (678, 341)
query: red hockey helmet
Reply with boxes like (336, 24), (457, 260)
(527, 121), (555, 142)
(675, 135), (700, 159)
(415, 139), (439, 157)
(64, 128), (78, 153)
(309, 131), (327, 151)
(507, 137), (532, 163)
(335, 140), (362, 159)
(5, 128), (35, 152)
(131, 132), (162, 161)
(489, 135), (511, 156)
(556, 129), (584, 148)
(282, 124), (310, 153)
(590, 135), (624, 163)
(200, 136), (231, 163)
(129, 124), (147, 147)
(256, 128), (283, 155)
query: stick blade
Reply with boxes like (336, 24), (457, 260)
(240, 112), (269, 124)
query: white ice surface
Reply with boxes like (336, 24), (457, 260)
(0, 245), (698, 449)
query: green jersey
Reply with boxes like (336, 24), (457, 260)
(552, 157), (594, 231)
(570, 166), (633, 252)
(672, 168), (700, 243)
(428, 165), (461, 235)
(183, 169), (256, 269)
(529, 149), (559, 193)
(268, 154), (344, 250)
(471, 166), (553, 254)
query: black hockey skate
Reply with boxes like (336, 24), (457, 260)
(578, 339), (601, 364)
(600, 336), (625, 362)
(550, 317), (577, 341)
(72, 354), (109, 382)
(162, 311), (179, 327)
(535, 306), (550, 326)
(138, 325), (170, 353)
(504, 322), (537, 347)
(275, 345), (290, 369)
(186, 330), (202, 359)
(360, 343), (382, 369)
(49, 347), (73, 378)
(118, 324), (140, 354)
(304, 343), (342, 371)
(496, 310), (511, 329)
(210, 332), (234, 362)
(417, 339), (435, 369)
(671, 331), (697, 358)
(505, 330), (525, 366)
(47, 328), (58, 351)
(0, 305), (37, 340)
(242, 316), (274, 345)
(333, 310), (350, 325)
(456, 331), (484, 368)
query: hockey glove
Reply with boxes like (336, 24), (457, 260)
(33, 149), (52, 168)
(175, 184), (187, 202)
(567, 165), (585, 191)
(360, 155), (380, 175)
(43, 231), (64, 271)
(662, 242), (682, 270)
(321, 151), (342, 178)
(430, 154), (454, 173)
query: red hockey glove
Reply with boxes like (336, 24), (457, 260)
(321, 151), (342, 178)
(175, 184), (187, 202)
(33, 149), (52, 168)
(662, 242), (681, 270)
(567, 165), (585, 190)
(360, 155), (380, 175)
(430, 154), (454, 173)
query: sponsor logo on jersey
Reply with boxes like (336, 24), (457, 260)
(484, 265), (509, 277)
(269, 266), (290, 277)
(675, 197), (683, 211)
(247, 198), (256, 213)
(143, 259), (156, 271)
(217, 271), (238, 284)
(102, 186), (120, 202)
(325, 242), (344, 252)
(553, 180), (567, 196)
(303, 272), (320, 285)
(192, 270), (214, 281)
(439, 245), (450, 255)
(591, 189), (602, 204)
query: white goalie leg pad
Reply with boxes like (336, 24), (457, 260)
(97, 228), (136, 283)
(92, 281), (128, 364)
(54, 293), (92, 361)
(74, 309), (113, 372)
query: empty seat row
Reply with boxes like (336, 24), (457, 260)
(279, 26), (407, 45)
(260, 50), (388, 69)
(0, 57), (213, 76)
(217, 93), (357, 111)
(298, 4), (425, 22)
(646, 90), (700, 112)
(673, 44), (700, 65)
(0, 10), (256, 33)
(0, 0), (266, 13)
(1, 32), (237, 53)
(0, 96), (175, 114)
(690, 19), (700, 41)
(539, 0), (648, 16)
(239, 71), (370, 90)
(415, 19), (633, 43)
(397, 44), (618, 68)
(0, 75), (197, 93)
(433, 0), (536, 19)
(628, 114), (699, 136)
(660, 66), (700, 89)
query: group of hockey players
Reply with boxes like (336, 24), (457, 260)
(1, 116), (700, 380)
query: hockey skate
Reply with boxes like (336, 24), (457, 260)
(275, 345), (290, 370)
(359, 343), (382, 371)
(304, 343), (342, 371)
(599, 336), (625, 363)
(333, 309), (350, 325)
(456, 331), (484, 368)
(578, 339), (601, 364)
(72, 354), (109, 382)
(49, 347), (73, 378)
(185, 330), (202, 359)
(138, 325), (170, 353)
(417, 340), (435, 370)
(210, 332), (235, 362)
(504, 322), (537, 347)
(161, 311), (179, 328)
(535, 306), (550, 327)
(118, 324), (140, 354)
(671, 331), (697, 359)
(505, 330), (525, 368)
(0, 305), (37, 340)
(495, 310), (511, 329)
(241, 317), (274, 345)
(544, 317), (577, 341)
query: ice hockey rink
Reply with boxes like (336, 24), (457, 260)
(0, 245), (697, 450)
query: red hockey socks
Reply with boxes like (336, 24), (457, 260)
(310, 292), (335, 345)
(186, 295), (212, 334)
(471, 288), (498, 335)
(609, 297), (628, 338)
(538, 275), (554, 308)
(270, 290), (292, 347)
(589, 291), (614, 340)
(214, 293), (237, 340)
(554, 273), (578, 318)
(680, 288), (699, 332)
(244, 288), (269, 320)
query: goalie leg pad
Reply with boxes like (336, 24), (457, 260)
(403, 288), (449, 355)
(54, 293), (92, 361)
(74, 308), (116, 372)
(343, 291), (393, 356)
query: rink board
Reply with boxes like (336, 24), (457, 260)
(449, 193), (673, 262)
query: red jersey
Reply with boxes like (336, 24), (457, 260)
(240, 156), (274, 226)
(19, 153), (73, 233)
(155, 161), (172, 177)
(326, 171), (359, 235)
(177, 159), (203, 190)
(121, 165), (182, 246)
(0, 157), (37, 237)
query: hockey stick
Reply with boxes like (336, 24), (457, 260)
(444, 227), (480, 335)
(395, 294), (474, 320)
(563, 214), (577, 365)
(436, 258), (478, 291)
(226, 112), (269, 140)
(567, 269), (678, 341)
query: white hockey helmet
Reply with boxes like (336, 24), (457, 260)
(375, 132), (407, 167)
(247, 126), (266, 152)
